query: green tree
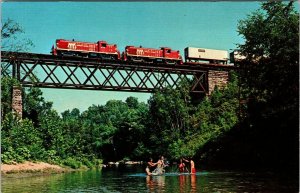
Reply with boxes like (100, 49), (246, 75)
(78, 98), (149, 161)
(113, 98), (149, 160)
(147, 80), (195, 158)
(23, 87), (53, 127)
(126, 96), (139, 109)
(236, 1), (299, 170)
(237, 1), (298, 108)
(146, 71), (240, 160)
(1, 18), (34, 52)
(1, 113), (44, 163)
(179, 73), (240, 158)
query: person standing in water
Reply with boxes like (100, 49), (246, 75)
(145, 166), (152, 175)
(153, 155), (165, 175)
(179, 158), (187, 173)
(147, 158), (157, 172)
(146, 157), (157, 175)
(183, 157), (196, 174)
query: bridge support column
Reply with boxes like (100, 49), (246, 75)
(208, 70), (229, 95)
(12, 86), (22, 119)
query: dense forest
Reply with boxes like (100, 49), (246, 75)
(1, 73), (240, 169)
(1, 1), (298, 176)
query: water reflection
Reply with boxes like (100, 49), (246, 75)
(191, 174), (197, 192)
(2, 166), (298, 193)
(178, 174), (197, 193)
(179, 174), (187, 193)
(146, 175), (165, 192)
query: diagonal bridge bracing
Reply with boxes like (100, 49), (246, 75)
(1, 51), (232, 93)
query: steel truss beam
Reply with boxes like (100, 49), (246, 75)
(1, 51), (233, 93)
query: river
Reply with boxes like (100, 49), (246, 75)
(2, 165), (298, 193)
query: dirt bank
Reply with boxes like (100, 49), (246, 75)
(1, 161), (68, 176)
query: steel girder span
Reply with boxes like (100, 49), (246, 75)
(1, 52), (208, 93)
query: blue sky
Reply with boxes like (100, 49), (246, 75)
(2, 2), (263, 113)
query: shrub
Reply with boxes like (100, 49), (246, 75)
(81, 157), (94, 169)
(62, 157), (82, 169)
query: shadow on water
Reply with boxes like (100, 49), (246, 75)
(2, 165), (299, 193)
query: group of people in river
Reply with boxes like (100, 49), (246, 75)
(145, 156), (196, 175)
(178, 157), (196, 174)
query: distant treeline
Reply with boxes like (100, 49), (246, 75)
(1, 73), (240, 168)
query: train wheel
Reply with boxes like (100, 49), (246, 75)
(165, 60), (176, 65)
(81, 53), (88, 58)
(126, 56), (133, 64)
(99, 54), (104, 60)
(145, 59), (153, 64)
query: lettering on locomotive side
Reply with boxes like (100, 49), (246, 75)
(136, 49), (144, 55)
(68, 43), (77, 50)
(88, 44), (95, 51)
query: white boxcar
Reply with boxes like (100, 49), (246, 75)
(184, 47), (228, 64)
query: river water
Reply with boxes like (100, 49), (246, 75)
(2, 165), (298, 193)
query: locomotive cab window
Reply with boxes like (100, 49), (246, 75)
(167, 49), (171, 53)
(101, 43), (107, 47)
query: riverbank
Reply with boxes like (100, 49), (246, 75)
(1, 160), (144, 178)
(1, 161), (71, 177)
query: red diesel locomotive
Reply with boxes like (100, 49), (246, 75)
(51, 39), (121, 60)
(123, 46), (182, 64)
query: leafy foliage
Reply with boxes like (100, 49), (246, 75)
(1, 18), (34, 52)
(232, 1), (299, 170)
(237, 1), (298, 108)
(1, 73), (239, 166)
(62, 157), (82, 169)
(147, 75), (240, 159)
(2, 113), (44, 163)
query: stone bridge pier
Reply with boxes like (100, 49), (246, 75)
(12, 86), (22, 118)
(208, 70), (229, 95)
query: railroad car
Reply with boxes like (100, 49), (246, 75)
(184, 47), (228, 64)
(51, 39), (120, 60)
(123, 46), (182, 64)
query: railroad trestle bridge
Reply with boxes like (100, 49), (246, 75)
(1, 51), (235, 117)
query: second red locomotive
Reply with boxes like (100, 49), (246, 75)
(123, 46), (182, 64)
